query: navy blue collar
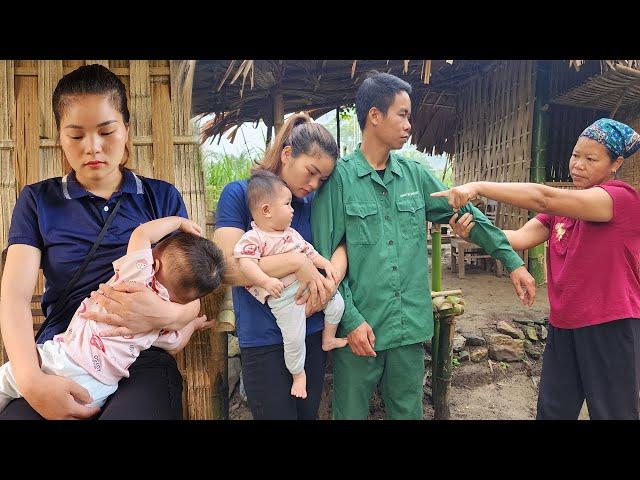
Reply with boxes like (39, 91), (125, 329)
(61, 168), (144, 200)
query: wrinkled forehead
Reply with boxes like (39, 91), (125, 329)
(574, 136), (611, 157)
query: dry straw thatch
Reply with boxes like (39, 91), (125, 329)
(189, 60), (493, 155)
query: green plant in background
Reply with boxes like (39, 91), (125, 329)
(203, 149), (254, 213)
(451, 357), (461, 368)
(498, 361), (509, 373)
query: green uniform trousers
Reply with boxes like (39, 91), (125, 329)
(332, 342), (425, 420)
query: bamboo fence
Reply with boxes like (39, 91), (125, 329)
(453, 60), (535, 230)
(546, 105), (607, 182)
(618, 106), (640, 190)
(0, 60), (223, 419)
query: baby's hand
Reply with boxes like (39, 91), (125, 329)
(263, 278), (284, 298)
(179, 219), (203, 237)
(324, 263), (340, 286)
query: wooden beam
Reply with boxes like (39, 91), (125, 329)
(273, 90), (284, 135)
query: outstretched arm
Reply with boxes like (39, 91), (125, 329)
(450, 213), (550, 251)
(504, 218), (550, 251)
(432, 181), (614, 222)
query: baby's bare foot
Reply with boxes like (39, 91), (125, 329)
(291, 371), (307, 399)
(322, 337), (349, 352)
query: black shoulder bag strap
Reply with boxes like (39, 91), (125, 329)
(140, 176), (159, 220)
(35, 195), (125, 341)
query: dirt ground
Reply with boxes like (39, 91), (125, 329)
(228, 245), (589, 420)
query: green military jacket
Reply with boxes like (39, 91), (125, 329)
(311, 146), (524, 351)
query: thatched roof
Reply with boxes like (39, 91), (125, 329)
(551, 63), (640, 115)
(189, 60), (496, 155)
(186, 60), (640, 156)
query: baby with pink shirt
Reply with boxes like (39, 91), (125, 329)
(234, 170), (346, 400)
(0, 216), (224, 413)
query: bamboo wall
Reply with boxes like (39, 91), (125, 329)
(453, 60), (535, 230)
(549, 60), (600, 99)
(0, 60), (217, 419)
(546, 105), (607, 182)
(618, 106), (640, 190)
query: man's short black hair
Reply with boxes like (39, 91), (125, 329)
(355, 71), (412, 131)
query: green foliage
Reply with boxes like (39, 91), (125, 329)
(202, 150), (254, 212)
(339, 105), (356, 121)
(451, 357), (461, 368)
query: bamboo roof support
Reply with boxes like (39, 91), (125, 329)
(273, 90), (284, 136)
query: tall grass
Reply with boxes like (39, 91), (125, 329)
(203, 150), (255, 212)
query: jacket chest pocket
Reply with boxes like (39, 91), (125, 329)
(396, 196), (426, 239)
(345, 202), (381, 245)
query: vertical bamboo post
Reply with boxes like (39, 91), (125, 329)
(0, 60), (16, 255)
(169, 60), (213, 419)
(0, 61), (16, 364)
(211, 329), (229, 420)
(529, 60), (549, 286)
(129, 61), (153, 178)
(430, 223), (442, 401)
(273, 90), (284, 136)
(265, 122), (272, 147)
(336, 106), (341, 152)
(434, 314), (456, 419)
(151, 67), (175, 184)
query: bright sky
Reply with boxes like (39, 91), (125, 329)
(196, 110), (447, 170)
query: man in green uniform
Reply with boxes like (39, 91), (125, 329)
(311, 71), (536, 420)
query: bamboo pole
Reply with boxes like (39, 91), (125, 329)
(38, 61), (64, 180)
(433, 314), (456, 419)
(336, 106), (341, 152)
(0, 60), (16, 255)
(151, 72), (175, 184)
(129, 61), (153, 178)
(273, 90), (284, 136)
(529, 61), (549, 286)
(430, 223), (442, 402)
(15, 61), (40, 190)
(431, 289), (462, 298)
(169, 60), (214, 419)
(211, 331), (229, 419)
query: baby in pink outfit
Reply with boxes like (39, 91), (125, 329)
(0, 216), (224, 414)
(234, 170), (346, 400)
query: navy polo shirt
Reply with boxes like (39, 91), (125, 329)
(215, 180), (325, 348)
(8, 168), (188, 343)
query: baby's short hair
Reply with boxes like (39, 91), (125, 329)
(155, 232), (225, 303)
(246, 170), (287, 214)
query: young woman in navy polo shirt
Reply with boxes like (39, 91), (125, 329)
(214, 113), (346, 419)
(0, 65), (201, 420)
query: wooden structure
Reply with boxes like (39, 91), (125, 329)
(0, 60), (230, 419)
